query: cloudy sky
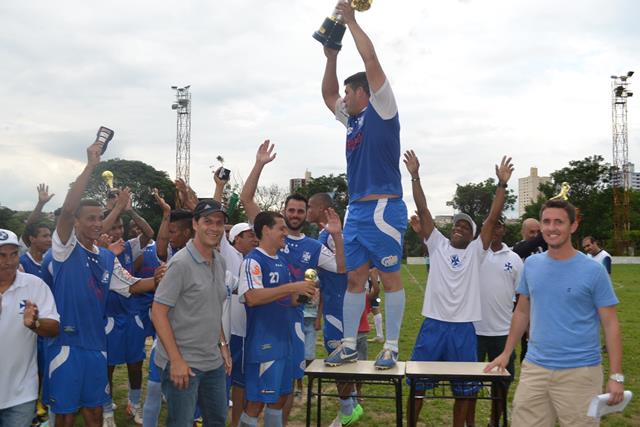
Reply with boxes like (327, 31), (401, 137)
(1, 0), (639, 217)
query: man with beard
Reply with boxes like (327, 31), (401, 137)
(240, 140), (345, 424)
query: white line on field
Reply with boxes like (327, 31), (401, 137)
(403, 264), (424, 292)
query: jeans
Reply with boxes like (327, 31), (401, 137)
(0, 400), (36, 427)
(161, 363), (227, 427)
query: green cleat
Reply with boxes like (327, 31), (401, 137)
(340, 403), (363, 426)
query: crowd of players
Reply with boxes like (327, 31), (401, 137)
(0, 3), (624, 427)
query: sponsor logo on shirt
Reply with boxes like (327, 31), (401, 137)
(261, 343), (272, 351)
(381, 255), (398, 267)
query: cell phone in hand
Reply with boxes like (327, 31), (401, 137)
(96, 126), (115, 154)
(217, 167), (231, 181)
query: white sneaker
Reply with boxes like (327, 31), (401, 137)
(103, 412), (117, 427)
(126, 400), (143, 425)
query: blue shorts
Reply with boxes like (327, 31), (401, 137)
(148, 343), (161, 383)
(230, 334), (245, 387)
(244, 358), (293, 404)
(37, 336), (46, 376)
(303, 317), (317, 361)
(291, 321), (306, 379)
(105, 315), (146, 366)
(343, 198), (407, 272)
(322, 312), (344, 354)
(46, 345), (109, 413)
(139, 308), (155, 338)
(409, 318), (480, 396)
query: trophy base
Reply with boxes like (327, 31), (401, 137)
(312, 17), (346, 51)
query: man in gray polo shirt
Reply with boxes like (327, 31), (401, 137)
(152, 200), (232, 427)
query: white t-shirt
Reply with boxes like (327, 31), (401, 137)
(0, 271), (59, 409)
(219, 236), (246, 338)
(335, 78), (399, 125)
(473, 244), (523, 336)
(589, 249), (612, 266)
(422, 229), (487, 322)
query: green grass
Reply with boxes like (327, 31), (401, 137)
(96, 264), (640, 426)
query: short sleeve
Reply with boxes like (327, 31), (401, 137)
(109, 257), (138, 297)
(516, 261), (530, 296)
(424, 228), (446, 254)
(592, 265), (619, 308)
(128, 237), (143, 261)
(318, 245), (338, 273)
(52, 229), (77, 262)
(153, 257), (186, 307)
(369, 79), (398, 120)
(335, 97), (349, 127)
(511, 254), (524, 291)
(33, 277), (59, 322)
(238, 259), (263, 303)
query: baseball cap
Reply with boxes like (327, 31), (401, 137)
(228, 223), (252, 243)
(452, 213), (477, 236)
(0, 229), (20, 247)
(193, 199), (227, 220)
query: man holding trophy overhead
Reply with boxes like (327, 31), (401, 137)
(318, 0), (408, 370)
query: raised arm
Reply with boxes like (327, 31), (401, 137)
(152, 188), (171, 262)
(322, 47), (341, 113)
(125, 194), (155, 248)
(212, 167), (228, 203)
(57, 139), (103, 245)
(404, 150), (434, 240)
(322, 208), (346, 273)
(479, 156), (514, 250)
(337, 2), (386, 93)
(102, 187), (130, 233)
(21, 184), (55, 246)
(239, 140), (276, 224)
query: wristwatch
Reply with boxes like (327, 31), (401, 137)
(497, 182), (508, 189)
(609, 373), (625, 383)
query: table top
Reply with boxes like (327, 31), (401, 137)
(305, 360), (406, 378)
(405, 361), (510, 379)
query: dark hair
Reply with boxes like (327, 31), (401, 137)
(24, 222), (51, 246)
(309, 192), (334, 210)
(53, 208), (62, 217)
(253, 211), (284, 240)
(344, 72), (370, 96)
(285, 193), (308, 209)
(539, 199), (577, 224)
(74, 199), (103, 218)
(169, 209), (193, 231)
(582, 235), (596, 244)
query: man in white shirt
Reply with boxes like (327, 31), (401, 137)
(469, 219), (523, 427)
(0, 229), (59, 427)
(582, 236), (612, 275)
(404, 150), (514, 427)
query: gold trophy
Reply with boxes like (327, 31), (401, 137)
(313, 0), (373, 51)
(550, 182), (571, 200)
(298, 268), (319, 304)
(101, 170), (114, 190)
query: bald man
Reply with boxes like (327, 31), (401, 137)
(512, 218), (547, 260)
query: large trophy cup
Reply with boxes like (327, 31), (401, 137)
(313, 0), (373, 51)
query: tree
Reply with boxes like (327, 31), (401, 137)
(297, 173), (349, 220)
(451, 178), (517, 226)
(85, 159), (176, 232)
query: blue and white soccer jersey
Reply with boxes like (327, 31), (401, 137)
(19, 252), (43, 277)
(47, 230), (137, 413)
(318, 231), (348, 354)
(280, 235), (337, 379)
(335, 80), (407, 272)
(133, 242), (161, 338)
(238, 248), (294, 403)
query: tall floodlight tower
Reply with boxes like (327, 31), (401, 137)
(171, 85), (192, 184)
(611, 71), (633, 255)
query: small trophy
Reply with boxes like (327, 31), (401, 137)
(313, 0), (373, 51)
(101, 170), (114, 190)
(550, 182), (571, 200)
(211, 155), (231, 181)
(298, 268), (319, 304)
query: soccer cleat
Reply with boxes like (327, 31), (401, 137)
(194, 417), (203, 427)
(103, 412), (117, 427)
(374, 348), (398, 370)
(367, 335), (385, 343)
(340, 403), (363, 426)
(126, 401), (143, 425)
(324, 344), (358, 367)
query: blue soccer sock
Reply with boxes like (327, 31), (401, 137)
(342, 291), (366, 350)
(239, 412), (258, 427)
(103, 397), (113, 415)
(383, 289), (405, 352)
(128, 387), (141, 406)
(264, 407), (283, 427)
(340, 398), (354, 417)
(142, 380), (161, 427)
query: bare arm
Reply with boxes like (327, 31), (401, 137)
(243, 281), (316, 307)
(212, 167), (228, 203)
(322, 47), (341, 112)
(152, 188), (171, 262)
(485, 295), (530, 373)
(338, 3), (386, 93)
(404, 150), (435, 239)
(322, 208), (346, 274)
(479, 156), (514, 250)
(21, 184), (55, 246)
(23, 301), (59, 337)
(239, 140), (276, 224)
(57, 140), (103, 245)
(102, 188), (130, 234)
(127, 206), (154, 248)
(599, 305), (624, 404)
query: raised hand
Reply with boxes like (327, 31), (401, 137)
(154, 263), (167, 287)
(324, 45), (339, 59)
(152, 188), (171, 214)
(23, 300), (39, 330)
(336, 1), (356, 25)
(320, 207), (343, 235)
(256, 140), (276, 166)
(409, 214), (422, 235)
(495, 156), (514, 184)
(36, 183), (55, 205)
(97, 233), (111, 248)
(108, 239), (125, 256)
(213, 167), (229, 186)
(87, 140), (103, 167)
(116, 187), (132, 210)
(403, 150), (420, 178)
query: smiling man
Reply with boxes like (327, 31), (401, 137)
(486, 200), (623, 426)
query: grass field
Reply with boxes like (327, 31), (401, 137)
(99, 264), (639, 426)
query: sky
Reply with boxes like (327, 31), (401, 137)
(1, 0), (639, 217)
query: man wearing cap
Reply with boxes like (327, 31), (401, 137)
(404, 150), (514, 427)
(0, 229), (59, 427)
(152, 199), (232, 427)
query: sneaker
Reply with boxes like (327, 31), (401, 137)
(340, 403), (363, 426)
(325, 344), (358, 367)
(194, 417), (203, 427)
(126, 401), (143, 425)
(103, 412), (117, 427)
(367, 336), (385, 343)
(374, 348), (398, 370)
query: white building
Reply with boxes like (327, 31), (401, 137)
(518, 167), (551, 217)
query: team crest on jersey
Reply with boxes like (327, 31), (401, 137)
(19, 299), (27, 314)
(450, 254), (462, 269)
(504, 262), (513, 272)
(381, 255), (398, 267)
(302, 251), (311, 263)
(101, 271), (110, 284)
(124, 254), (131, 265)
(282, 245), (290, 254)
